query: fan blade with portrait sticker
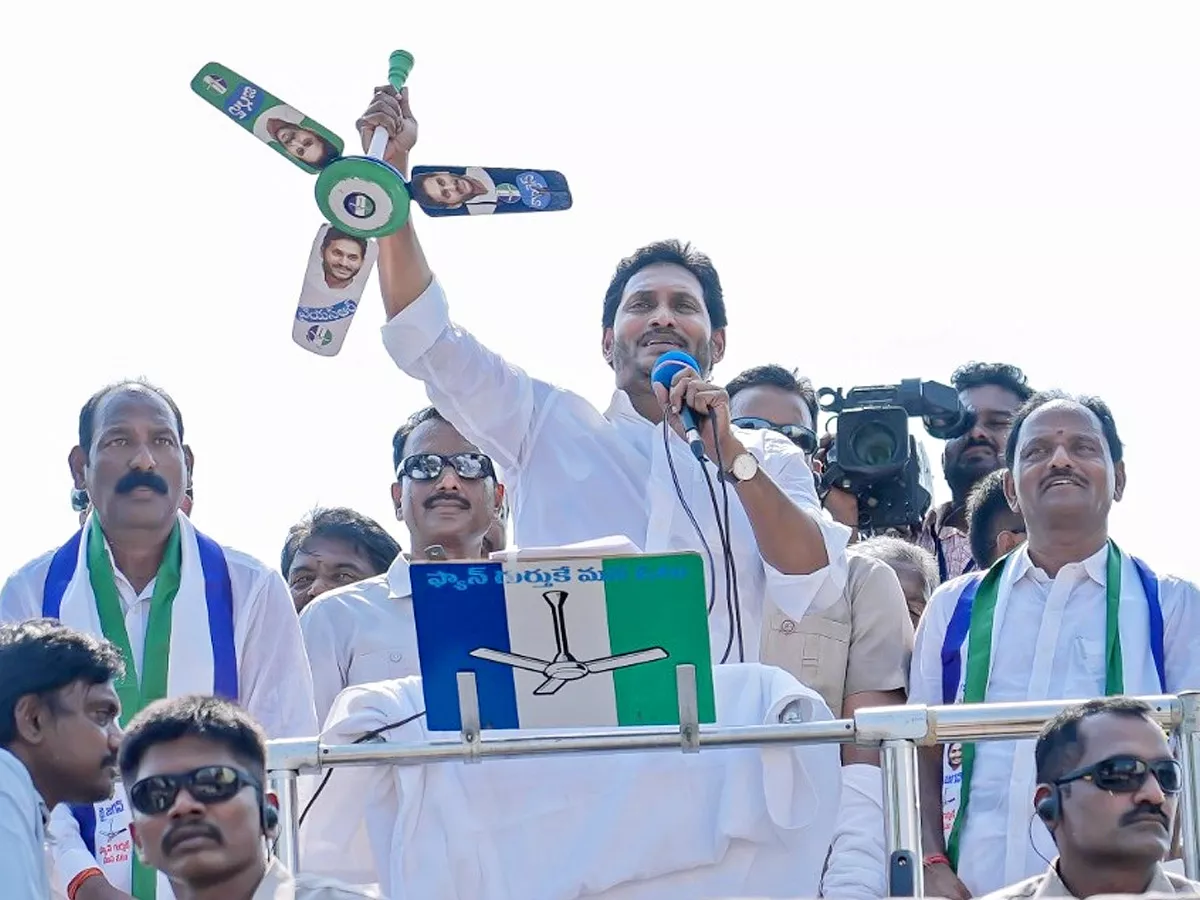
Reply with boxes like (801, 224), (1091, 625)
(191, 63), (345, 175)
(409, 166), (573, 217)
(291, 222), (378, 357)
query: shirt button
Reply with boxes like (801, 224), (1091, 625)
(390, 652), (404, 662)
(780, 619), (796, 634)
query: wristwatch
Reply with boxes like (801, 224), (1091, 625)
(724, 451), (760, 483)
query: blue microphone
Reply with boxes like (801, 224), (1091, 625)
(651, 350), (706, 461)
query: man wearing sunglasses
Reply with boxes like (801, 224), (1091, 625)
(911, 392), (1200, 900)
(978, 697), (1198, 900)
(356, 87), (849, 671)
(119, 695), (374, 899)
(300, 406), (506, 724)
(727, 363), (914, 898)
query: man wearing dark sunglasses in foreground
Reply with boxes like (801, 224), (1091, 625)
(727, 363), (915, 898)
(978, 697), (1199, 900)
(120, 694), (374, 899)
(299, 406), (506, 724)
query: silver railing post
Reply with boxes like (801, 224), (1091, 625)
(267, 767), (300, 869)
(1177, 691), (1200, 880)
(856, 704), (930, 897)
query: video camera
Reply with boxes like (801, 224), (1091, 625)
(817, 379), (972, 533)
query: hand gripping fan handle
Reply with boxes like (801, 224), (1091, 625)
(368, 126), (390, 160)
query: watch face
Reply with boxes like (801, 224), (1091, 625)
(733, 453), (758, 481)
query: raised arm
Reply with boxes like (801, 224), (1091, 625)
(357, 86), (549, 473)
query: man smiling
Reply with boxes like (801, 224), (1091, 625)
(0, 379), (317, 900)
(910, 391), (1200, 899)
(353, 85), (850, 666)
(299, 406), (505, 724)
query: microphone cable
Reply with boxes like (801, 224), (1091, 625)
(662, 416), (720, 623)
(297, 709), (427, 830)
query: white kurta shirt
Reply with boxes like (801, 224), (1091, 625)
(0, 748), (51, 899)
(300, 555), (419, 725)
(0, 535), (319, 896)
(910, 542), (1200, 896)
(381, 279), (852, 665)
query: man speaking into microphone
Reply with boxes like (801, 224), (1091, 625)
(356, 86), (849, 663)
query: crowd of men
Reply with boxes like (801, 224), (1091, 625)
(0, 81), (1197, 900)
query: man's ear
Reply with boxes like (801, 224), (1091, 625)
(601, 328), (615, 368)
(68, 446), (87, 490)
(1003, 467), (1020, 514)
(130, 822), (145, 859)
(1113, 459), (1126, 503)
(391, 482), (404, 521)
(709, 328), (726, 367)
(493, 482), (507, 518)
(183, 445), (195, 486)
(13, 694), (49, 746)
(264, 792), (281, 838)
(1033, 783), (1056, 831)
(995, 529), (1025, 560)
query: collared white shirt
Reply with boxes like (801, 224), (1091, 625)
(300, 555), (419, 725)
(910, 542), (1200, 896)
(0, 748), (51, 899)
(381, 279), (851, 665)
(0, 535), (319, 896)
(255, 857), (379, 899)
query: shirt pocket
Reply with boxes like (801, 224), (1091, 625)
(1065, 636), (1108, 699)
(349, 648), (416, 686)
(761, 610), (850, 714)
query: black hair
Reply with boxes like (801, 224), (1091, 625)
(320, 226), (368, 257)
(1035, 697), (1156, 785)
(966, 469), (1020, 569)
(0, 620), (124, 746)
(119, 695), (266, 785)
(280, 507), (401, 577)
(601, 240), (727, 332)
(725, 364), (818, 427)
(79, 379), (185, 455)
(392, 406), (447, 473)
(411, 173), (456, 208)
(1005, 390), (1124, 470)
(951, 361), (1035, 403)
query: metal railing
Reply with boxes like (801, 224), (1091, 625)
(266, 676), (1200, 898)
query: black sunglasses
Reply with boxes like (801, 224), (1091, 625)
(1055, 754), (1182, 795)
(397, 452), (495, 482)
(129, 765), (261, 815)
(732, 417), (818, 454)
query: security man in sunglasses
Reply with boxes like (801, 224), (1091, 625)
(119, 695), (375, 899)
(299, 406), (506, 724)
(727, 363), (915, 899)
(978, 697), (1199, 900)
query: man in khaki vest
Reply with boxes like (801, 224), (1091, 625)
(728, 364), (914, 898)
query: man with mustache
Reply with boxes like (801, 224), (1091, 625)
(0, 379), (318, 900)
(0, 620), (124, 897)
(318, 229), (368, 291)
(120, 695), (375, 899)
(909, 391), (1200, 899)
(299, 406), (505, 724)
(979, 697), (1200, 900)
(918, 362), (1034, 583)
(354, 86), (850, 669)
(283, 508), (401, 613)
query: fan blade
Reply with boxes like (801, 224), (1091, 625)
(533, 677), (568, 696)
(469, 648), (550, 674)
(584, 647), (668, 673)
(191, 62), (346, 176)
(409, 166), (573, 217)
(292, 223), (378, 356)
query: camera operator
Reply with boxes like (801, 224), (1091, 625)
(727, 364), (913, 898)
(918, 362), (1034, 582)
(356, 85), (850, 667)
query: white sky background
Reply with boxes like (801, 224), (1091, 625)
(1, 2), (1196, 579)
